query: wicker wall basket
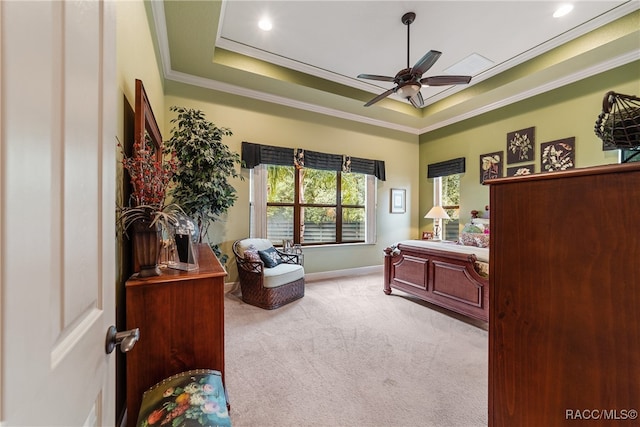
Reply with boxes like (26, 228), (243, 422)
(594, 91), (640, 151)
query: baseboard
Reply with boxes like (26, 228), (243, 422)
(304, 264), (383, 282)
(224, 264), (383, 291)
(224, 281), (239, 293)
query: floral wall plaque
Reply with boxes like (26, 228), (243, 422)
(541, 137), (575, 172)
(480, 151), (503, 183)
(507, 127), (535, 164)
(507, 164), (534, 177)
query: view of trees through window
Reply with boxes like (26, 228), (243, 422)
(441, 174), (461, 240)
(266, 165), (366, 245)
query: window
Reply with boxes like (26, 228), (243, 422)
(252, 164), (376, 246)
(435, 174), (461, 241)
(621, 149), (640, 163)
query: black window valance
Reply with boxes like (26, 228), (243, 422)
(242, 142), (293, 167)
(242, 141), (386, 181)
(427, 157), (465, 178)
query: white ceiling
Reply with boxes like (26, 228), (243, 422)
(153, 1), (639, 133)
(217, 1), (632, 106)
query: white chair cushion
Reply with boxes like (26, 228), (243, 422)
(263, 263), (305, 288)
(237, 238), (274, 258)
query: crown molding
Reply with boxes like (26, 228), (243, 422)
(151, 1), (638, 136)
(151, 0), (420, 134)
(214, 1), (639, 108)
(164, 69), (422, 135)
(419, 50), (640, 134)
(150, 0), (172, 78)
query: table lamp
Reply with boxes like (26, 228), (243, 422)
(424, 206), (450, 240)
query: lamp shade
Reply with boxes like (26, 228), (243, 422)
(424, 205), (450, 220)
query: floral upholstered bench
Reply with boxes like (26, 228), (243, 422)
(136, 369), (230, 427)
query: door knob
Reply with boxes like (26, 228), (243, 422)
(105, 325), (140, 354)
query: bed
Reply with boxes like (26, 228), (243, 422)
(383, 239), (489, 322)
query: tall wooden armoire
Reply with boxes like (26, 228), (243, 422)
(488, 163), (640, 426)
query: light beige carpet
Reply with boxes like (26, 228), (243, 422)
(224, 272), (488, 427)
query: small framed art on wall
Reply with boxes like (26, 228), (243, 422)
(390, 188), (406, 213)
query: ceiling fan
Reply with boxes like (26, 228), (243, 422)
(357, 12), (472, 108)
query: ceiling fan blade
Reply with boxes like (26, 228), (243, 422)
(357, 74), (395, 82)
(408, 96), (419, 109)
(411, 50), (442, 76)
(408, 92), (424, 108)
(421, 75), (472, 86)
(364, 87), (396, 107)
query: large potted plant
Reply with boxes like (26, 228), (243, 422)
(165, 106), (242, 262)
(118, 134), (182, 276)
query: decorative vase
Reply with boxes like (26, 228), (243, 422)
(131, 219), (162, 277)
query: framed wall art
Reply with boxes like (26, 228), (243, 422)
(480, 151), (503, 183)
(507, 127), (535, 164)
(390, 188), (406, 213)
(541, 137), (575, 172)
(507, 164), (534, 177)
(422, 231), (434, 240)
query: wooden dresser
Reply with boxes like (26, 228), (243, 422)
(488, 163), (640, 426)
(125, 244), (227, 427)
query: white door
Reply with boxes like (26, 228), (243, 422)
(1, 0), (116, 425)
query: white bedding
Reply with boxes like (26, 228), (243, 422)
(396, 239), (489, 263)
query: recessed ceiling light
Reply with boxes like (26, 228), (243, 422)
(258, 17), (273, 31)
(553, 4), (574, 18)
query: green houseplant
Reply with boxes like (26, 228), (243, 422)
(165, 106), (242, 262)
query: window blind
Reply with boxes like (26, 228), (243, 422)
(427, 157), (465, 178)
(241, 142), (293, 168)
(241, 141), (386, 181)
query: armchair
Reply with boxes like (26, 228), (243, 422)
(232, 238), (305, 309)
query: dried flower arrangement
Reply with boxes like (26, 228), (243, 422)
(118, 133), (183, 234)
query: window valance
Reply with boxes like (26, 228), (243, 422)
(427, 157), (465, 178)
(242, 141), (386, 181)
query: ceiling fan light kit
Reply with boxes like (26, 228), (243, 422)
(358, 12), (472, 108)
(397, 82), (421, 97)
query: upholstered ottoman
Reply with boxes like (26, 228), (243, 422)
(136, 369), (230, 427)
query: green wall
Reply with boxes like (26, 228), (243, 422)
(115, 0), (166, 420)
(419, 60), (640, 231)
(116, 0), (639, 283)
(112, 1), (638, 416)
(116, 1), (165, 130)
(164, 81), (420, 282)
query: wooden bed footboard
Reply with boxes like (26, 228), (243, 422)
(384, 242), (489, 322)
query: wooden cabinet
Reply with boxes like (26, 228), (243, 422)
(488, 163), (640, 426)
(125, 244), (227, 427)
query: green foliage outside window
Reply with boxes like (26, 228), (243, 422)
(266, 165), (366, 243)
(441, 174), (460, 219)
(267, 165), (294, 204)
(441, 174), (461, 240)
